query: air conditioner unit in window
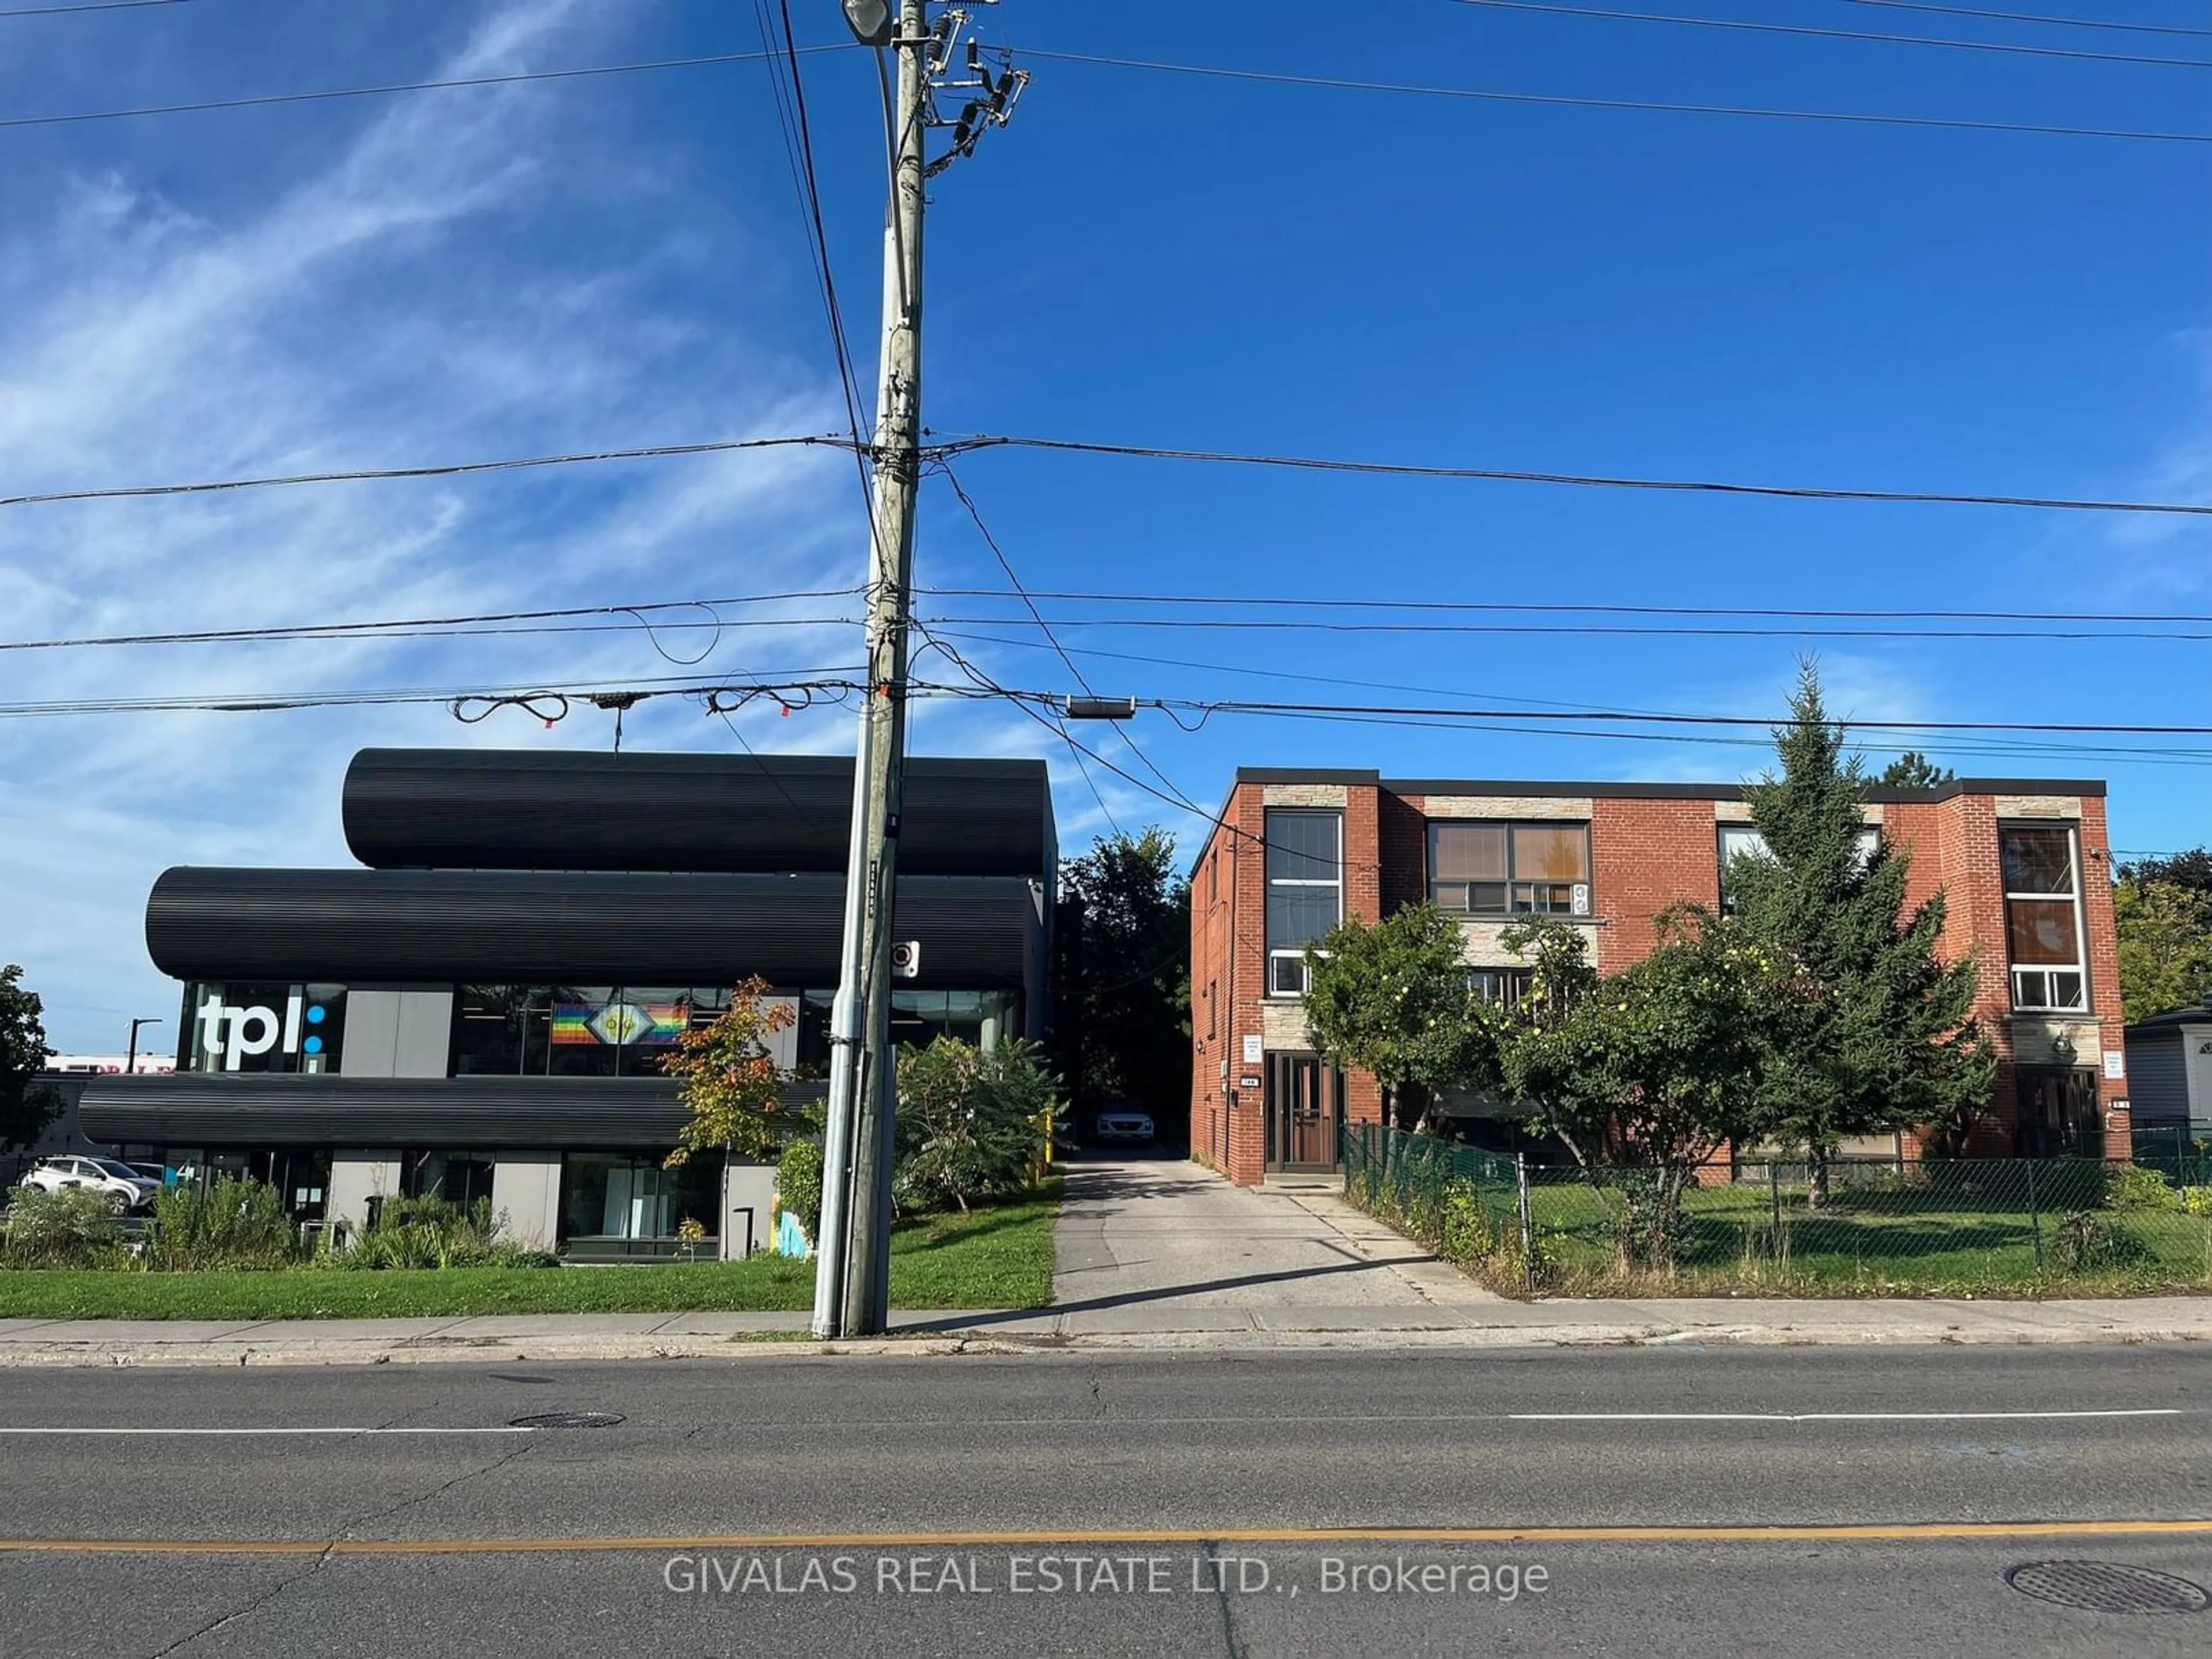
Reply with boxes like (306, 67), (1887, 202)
(1571, 884), (1591, 916)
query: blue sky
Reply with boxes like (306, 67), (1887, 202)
(1, 0), (2206, 1052)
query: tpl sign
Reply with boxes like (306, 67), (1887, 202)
(195, 990), (336, 1072)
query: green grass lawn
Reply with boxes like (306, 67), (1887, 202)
(1522, 1177), (2212, 1296)
(0, 1192), (1058, 1321)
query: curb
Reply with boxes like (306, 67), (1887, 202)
(1, 1323), (2204, 1368)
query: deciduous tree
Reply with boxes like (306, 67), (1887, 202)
(1060, 829), (1190, 1124)
(2113, 877), (2212, 1023)
(0, 965), (57, 1154)
(1303, 903), (1489, 1131)
(1487, 915), (1802, 1264)
(661, 976), (798, 1167)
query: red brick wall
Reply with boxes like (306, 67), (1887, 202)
(1187, 779), (2124, 1183)
(2080, 796), (2131, 1158)
(1591, 798), (1724, 972)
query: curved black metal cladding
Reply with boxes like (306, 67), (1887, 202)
(81, 1074), (830, 1150)
(146, 868), (1039, 986)
(342, 749), (1055, 877)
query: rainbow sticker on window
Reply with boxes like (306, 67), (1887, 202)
(551, 999), (692, 1046)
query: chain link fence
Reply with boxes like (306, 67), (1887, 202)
(1342, 1122), (2212, 1296)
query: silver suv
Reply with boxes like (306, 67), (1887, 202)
(18, 1157), (160, 1214)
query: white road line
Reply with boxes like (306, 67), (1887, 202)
(1509, 1410), (2183, 1423)
(0, 1427), (537, 1436)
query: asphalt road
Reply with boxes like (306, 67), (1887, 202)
(2, 1345), (2209, 1657)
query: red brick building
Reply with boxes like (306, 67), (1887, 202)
(1187, 770), (2128, 1186)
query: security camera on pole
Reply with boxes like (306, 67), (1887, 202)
(813, 0), (1029, 1340)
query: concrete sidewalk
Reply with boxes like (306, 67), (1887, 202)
(0, 1296), (2209, 1367)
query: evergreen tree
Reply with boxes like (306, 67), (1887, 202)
(1877, 751), (1955, 789)
(1728, 665), (1994, 1200)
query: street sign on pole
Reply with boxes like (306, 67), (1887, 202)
(892, 941), (922, 980)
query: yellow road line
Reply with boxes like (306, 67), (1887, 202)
(4, 1519), (2212, 1556)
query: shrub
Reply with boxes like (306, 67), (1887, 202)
(777, 1138), (825, 1243)
(1, 1184), (120, 1266)
(338, 1194), (506, 1270)
(2103, 1165), (2181, 1212)
(892, 1037), (1062, 1215)
(1436, 1179), (1495, 1264)
(2055, 1209), (2147, 1274)
(145, 1176), (297, 1270)
(2181, 1187), (2212, 1219)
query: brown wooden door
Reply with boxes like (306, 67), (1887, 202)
(1267, 1053), (1343, 1172)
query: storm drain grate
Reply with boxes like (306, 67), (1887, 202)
(2005, 1562), (2209, 1615)
(509, 1411), (625, 1430)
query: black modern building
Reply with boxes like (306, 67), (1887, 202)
(81, 748), (1056, 1256)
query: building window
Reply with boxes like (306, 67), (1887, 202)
(559, 1153), (721, 1256)
(1265, 808), (1342, 997)
(399, 1150), (495, 1206)
(1428, 823), (1591, 916)
(1467, 967), (1533, 1007)
(1717, 824), (1881, 913)
(453, 986), (722, 1077)
(2002, 824), (2088, 1013)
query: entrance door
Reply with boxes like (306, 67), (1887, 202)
(2016, 1066), (2100, 1158)
(1266, 1053), (1343, 1172)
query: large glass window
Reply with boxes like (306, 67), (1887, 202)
(559, 1153), (721, 1255)
(184, 983), (347, 1074)
(1429, 823), (1591, 916)
(399, 1150), (495, 1206)
(889, 989), (1023, 1051)
(1265, 809), (1342, 996)
(454, 986), (710, 1077)
(2002, 825), (2087, 1012)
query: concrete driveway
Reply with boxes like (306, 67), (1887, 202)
(1050, 1156), (1502, 1328)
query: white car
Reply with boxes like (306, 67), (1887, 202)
(18, 1156), (160, 1214)
(1093, 1110), (1156, 1147)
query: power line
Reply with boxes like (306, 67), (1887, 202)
(1124, 694), (2212, 740)
(1448, 0), (2212, 70)
(33, 430), (2210, 520)
(931, 464), (1124, 835)
(919, 612), (2212, 642)
(0, 434), (851, 511)
(2, 591), (859, 653)
(1008, 46), (2212, 146)
(1, 0), (194, 15)
(925, 625), (2212, 764)
(925, 587), (2212, 627)
(913, 623), (1218, 825)
(938, 433), (2212, 516)
(1198, 702), (2212, 769)
(0, 669), (869, 719)
(0, 44), (856, 131)
(1846, 2), (2212, 37)
(754, 2), (875, 509)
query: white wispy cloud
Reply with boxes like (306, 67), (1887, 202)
(0, 0), (869, 1048)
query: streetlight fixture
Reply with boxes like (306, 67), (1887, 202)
(841, 0), (896, 46)
(125, 1016), (164, 1074)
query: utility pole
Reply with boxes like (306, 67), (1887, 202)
(813, 1), (1028, 1339)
